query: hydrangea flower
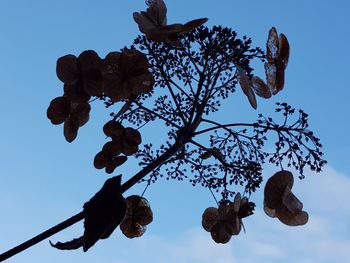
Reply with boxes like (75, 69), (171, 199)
(133, 0), (207, 45)
(120, 195), (153, 238)
(56, 50), (103, 99)
(47, 96), (90, 142)
(102, 49), (154, 102)
(264, 170), (308, 226)
(202, 193), (255, 243)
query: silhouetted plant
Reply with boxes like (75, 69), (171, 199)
(47, 0), (326, 248)
(0, 0), (327, 261)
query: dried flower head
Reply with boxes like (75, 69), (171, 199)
(120, 195), (153, 238)
(264, 170), (308, 226)
(133, 0), (207, 45)
(57, 50), (103, 99)
(102, 49), (154, 102)
(202, 193), (254, 243)
(47, 96), (90, 142)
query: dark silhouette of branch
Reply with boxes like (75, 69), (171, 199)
(0, 142), (183, 262)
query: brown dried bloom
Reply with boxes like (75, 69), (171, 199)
(133, 0), (207, 45)
(202, 193), (254, 243)
(47, 96), (90, 142)
(264, 27), (290, 95)
(103, 121), (142, 156)
(94, 141), (128, 174)
(56, 50), (103, 99)
(264, 170), (308, 226)
(120, 195), (153, 238)
(102, 49), (154, 102)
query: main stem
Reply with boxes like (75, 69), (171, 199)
(0, 142), (182, 262)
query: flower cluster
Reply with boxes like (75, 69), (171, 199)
(264, 170), (308, 226)
(47, 49), (153, 143)
(120, 195), (153, 238)
(94, 121), (142, 174)
(47, 96), (90, 142)
(133, 0), (207, 45)
(202, 193), (255, 243)
(103, 49), (154, 102)
(238, 27), (290, 109)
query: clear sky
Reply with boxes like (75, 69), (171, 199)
(0, 1), (350, 263)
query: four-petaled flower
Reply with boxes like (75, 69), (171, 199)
(102, 49), (154, 102)
(133, 0), (208, 45)
(264, 170), (308, 226)
(202, 193), (255, 243)
(47, 96), (90, 142)
(56, 50), (103, 100)
(94, 121), (142, 173)
(120, 195), (153, 238)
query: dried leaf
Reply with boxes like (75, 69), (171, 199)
(83, 176), (126, 251)
(50, 237), (83, 250)
(51, 176), (126, 252)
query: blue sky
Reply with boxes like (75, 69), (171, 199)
(0, 1), (350, 262)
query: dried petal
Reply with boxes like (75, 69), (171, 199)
(264, 62), (277, 95)
(210, 222), (231, 244)
(276, 207), (309, 226)
(225, 215), (241, 236)
(278, 33), (290, 70)
(251, 76), (271, 99)
(134, 205), (153, 226)
(105, 156), (128, 174)
(181, 18), (208, 34)
(120, 218), (146, 238)
(64, 118), (79, 143)
(233, 193), (241, 213)
(102, 141), (122, 155)
(282, 186), (303, 213)
(94, 151), (110, 169)
(237, 68), (257, 109)
(263, 201), (276, 218)
(70, 101), (90, 127)
(103, 121), (124, 138)
(123, 127), (142, 146)
(64, 82), (91, 103)
(146, 0), (167, 26)
(47, 96), (70, 125)
(264, 170), (294, 209)
(202, 207), (219, 232)
(56, 55), (79, 84)
(266, 27), (279, 62)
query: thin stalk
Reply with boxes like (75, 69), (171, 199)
(0, 142), (183, 262)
